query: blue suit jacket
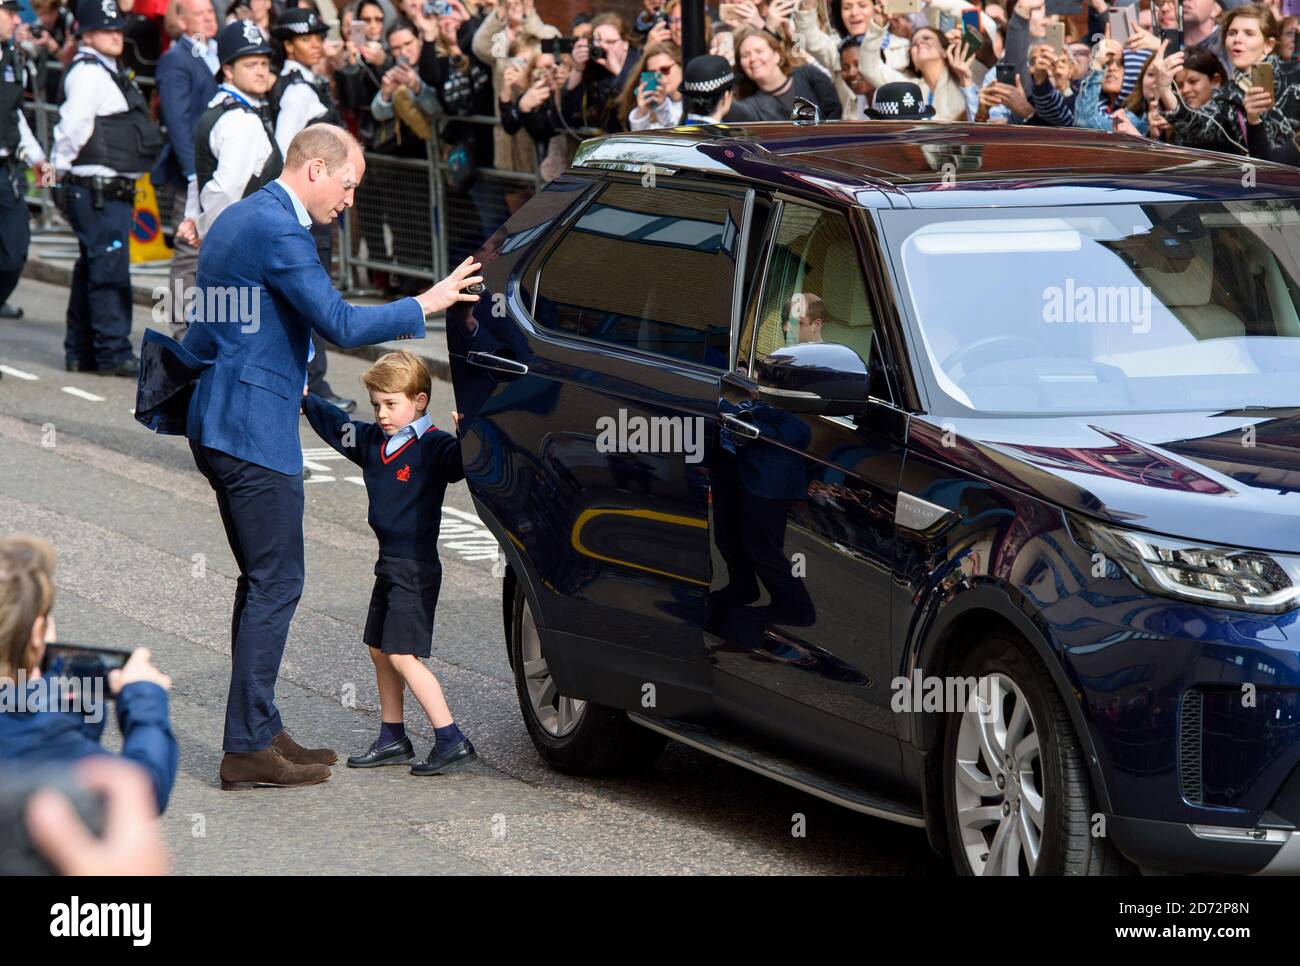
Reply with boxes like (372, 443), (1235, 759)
(176, 181), (425, 475)
(152, 36), (219, 187)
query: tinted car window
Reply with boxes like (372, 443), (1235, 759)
(752, 202), (875, 368)
(533, 182), (743, 368)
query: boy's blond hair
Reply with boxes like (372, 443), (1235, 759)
(0, 535), (56, 678)
(362, 351), (431, 406)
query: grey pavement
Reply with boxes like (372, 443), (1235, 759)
(0, 276), (944, 875)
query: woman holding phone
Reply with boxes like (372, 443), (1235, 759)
(0, 536), (178, 816)
(859, 10), (976, 121)
(619, 42), (684, 130)
(1154, 3), (1300, 163)
(728, 27), (843, 120)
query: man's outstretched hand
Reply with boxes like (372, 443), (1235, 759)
(416, 257), (484, 317)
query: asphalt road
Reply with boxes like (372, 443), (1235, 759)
(0, 276), (945, 875)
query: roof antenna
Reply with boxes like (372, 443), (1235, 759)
(791, 97), (821, 125)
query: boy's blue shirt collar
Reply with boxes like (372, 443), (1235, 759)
(382, 412), (433, 456)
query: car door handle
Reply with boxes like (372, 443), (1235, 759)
(466, 351), (528, 376)
(720, 413), (760, 439)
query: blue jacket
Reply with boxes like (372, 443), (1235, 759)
(0, 680), (179, 815)
(178, 181), (426, 475)
(152, 36), (219, 188)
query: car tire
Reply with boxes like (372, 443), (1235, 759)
(942, 631), (1135, 876)
(509, 582), (666, 775)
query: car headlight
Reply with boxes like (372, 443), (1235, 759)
(1069, 516), (1300, 614)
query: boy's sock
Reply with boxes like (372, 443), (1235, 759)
(434, 722), (465, 748)
(378, 721), (407, 747)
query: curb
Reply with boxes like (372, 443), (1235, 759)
(20, 257), (453, 384)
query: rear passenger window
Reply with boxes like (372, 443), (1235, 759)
(752, 202), (875, 371)
(533, 182), (743, 368)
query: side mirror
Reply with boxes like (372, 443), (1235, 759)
(755, 342), (869, 416)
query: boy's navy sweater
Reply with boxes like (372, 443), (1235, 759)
(302, 393), (464, 563)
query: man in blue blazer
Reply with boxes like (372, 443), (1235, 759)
(153, 0), (218, 340)
(148, 123), (482, 790)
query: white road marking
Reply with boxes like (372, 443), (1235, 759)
(0, 365), (37, 380)
(305, 475), (335, 483)
(344, 476), (365, 486)
(302, 459), (334, 472)
(62, 386), (105, 402)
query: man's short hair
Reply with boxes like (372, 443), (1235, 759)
(363, 350), (431, 402)
(283, 123), (362, 174)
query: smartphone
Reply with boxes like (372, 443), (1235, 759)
(40, 642), (132, 685)
(1251, 60), (1274, 91)
(348, 20), (366, 47)
(1045, 21), (1066, 52)
(961, 25), (984, 58)
(539, 37), (573, 55)
(395, 54), (411, 68)
(1285, 0), (1300, 15)
(422, 0), (453, 14)
(1045, 0), (1082, 11)
(0, 765), (107, 876)
(883, 0), (921, 15)
(1108, 8), (1131, 43)
(961, 9), (981, 32)
(1160, 26), (1181, 53)
(641, 69), (659, 92)
(996, 62), (1017, 85)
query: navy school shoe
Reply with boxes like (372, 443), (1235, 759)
(410, 738), (477, 776)
(346, 735), (416, 768)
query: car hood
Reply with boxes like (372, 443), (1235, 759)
(912, 409), (1300, 554)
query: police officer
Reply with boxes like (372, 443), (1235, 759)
(0, 0), (50, 322)
(50, 0), (163, 376)
(270, 6), (352, 411)
(175, 19), (281, 247)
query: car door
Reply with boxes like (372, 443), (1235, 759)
(448, 174), (768, 720)
(706, 195), (909, 782)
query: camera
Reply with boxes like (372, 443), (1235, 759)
(590, 42), (605, 60)
(540, 36), (573, 55)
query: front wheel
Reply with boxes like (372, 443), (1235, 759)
(942, 632), (1134, 876)
(509, 582), (665, 775)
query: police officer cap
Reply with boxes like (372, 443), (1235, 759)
(270, 8), (328, 39)
(74, 0), (127, 34)
(680, 55), (735, 95)
(217, 19), (273, 67)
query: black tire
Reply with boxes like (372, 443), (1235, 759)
(941, 631), (1135, 876)
(509, 582), (665, 775)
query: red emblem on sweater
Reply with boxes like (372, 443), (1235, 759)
(396, 464), (411, 483)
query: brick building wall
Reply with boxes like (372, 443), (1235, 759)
(535, 0), (645, 33)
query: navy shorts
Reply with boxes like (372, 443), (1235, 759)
(364, 555), (443, 657)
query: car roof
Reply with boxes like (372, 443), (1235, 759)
(572, 121), (1300, 209)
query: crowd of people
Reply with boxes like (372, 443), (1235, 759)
(8, 0), (1298, 193)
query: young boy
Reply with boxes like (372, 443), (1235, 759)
(301, 351), (475, 775)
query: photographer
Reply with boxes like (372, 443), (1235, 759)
(511, 41), (571, 182)
(562, 12), (636, 134)
(369, 18), (443, 277)
(0, 535), (178, 816)
(620, 41), (683, 130)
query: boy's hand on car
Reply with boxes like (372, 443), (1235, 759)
(108, 647), (173, 696)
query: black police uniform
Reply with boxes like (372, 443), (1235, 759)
(0, 8), (40, 319)
(192, 21), (283, 220)
(268, 7), (345, 404)
(53, 0), (163, 375)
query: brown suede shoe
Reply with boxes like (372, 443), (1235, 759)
(220, 746), (331, 791)
(271, 729), (338, 766)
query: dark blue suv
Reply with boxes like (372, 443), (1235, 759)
(446, 120), (1300, 876)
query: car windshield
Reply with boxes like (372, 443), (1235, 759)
(880, 200), (1300, 416)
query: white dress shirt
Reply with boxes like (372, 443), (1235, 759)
(186, 86), (276, 238)
(274, 60), (329, 156)
(51, 47), (138, 177)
